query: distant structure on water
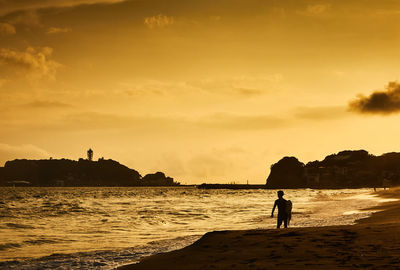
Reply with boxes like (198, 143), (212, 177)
(87, 148), (93, 161)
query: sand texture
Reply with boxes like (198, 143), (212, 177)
(118, 189), (400, 270)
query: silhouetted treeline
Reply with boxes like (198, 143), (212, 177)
(0, 158), (179, 187)
(266, 150), (400, 188)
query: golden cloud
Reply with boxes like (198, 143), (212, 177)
(0, 46), (61, 80)
(144, 14), (174, 29)
(46, 27), (72, 34)
(0, 22), (16, 35)
(305, 4), (331, 16)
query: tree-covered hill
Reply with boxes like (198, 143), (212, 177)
(266, 150), (400, 188)
(0, 158), (179, 187)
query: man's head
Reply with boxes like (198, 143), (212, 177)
(277, 190), (284, 198)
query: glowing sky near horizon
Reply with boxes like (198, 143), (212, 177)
(1, 0), (400, 184)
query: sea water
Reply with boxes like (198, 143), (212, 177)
(0, 187), (389, 269)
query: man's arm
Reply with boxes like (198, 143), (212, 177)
(271, 201), (277, 217)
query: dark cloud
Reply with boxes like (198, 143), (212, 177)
(349, 82), (400, 114)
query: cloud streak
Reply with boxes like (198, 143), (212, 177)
(0, 0), (125, 16)
(40, 111), (288, 132)
(23, 100), (72, 108)
(200, 113), (287, 130)
(119, 75), (281, 99)
(293, 106), (349, 120)
(0, 143), (50, 164)
(349, 82), (400, 114)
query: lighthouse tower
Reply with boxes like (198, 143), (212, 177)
(87, 148), (93, 161)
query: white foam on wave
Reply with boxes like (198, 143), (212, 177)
(0, 235), (201, 270)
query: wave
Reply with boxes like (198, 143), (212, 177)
(5, 223), (35, 229)
(0, 239), (61, 252)
(23, 239), (58, 246)
(0, 243), (21, 251)
(0, 235), (201, 270)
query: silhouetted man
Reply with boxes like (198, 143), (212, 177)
(271, 190), (288, 228)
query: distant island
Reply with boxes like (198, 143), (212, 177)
(266, 150), (400, 189)
(3, 149), (400, 188)
(0, 153), (179, 187)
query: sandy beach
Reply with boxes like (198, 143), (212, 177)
(118, 188), (400, 270)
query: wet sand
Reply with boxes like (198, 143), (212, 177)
(117, 188), (400, 270)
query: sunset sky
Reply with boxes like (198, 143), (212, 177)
(1, 0), (400, 184)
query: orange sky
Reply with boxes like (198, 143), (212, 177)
(1, 0), (400, 184)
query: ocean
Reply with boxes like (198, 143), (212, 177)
(0, 187), (389, 269)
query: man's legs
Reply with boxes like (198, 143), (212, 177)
(277, 216), (283, 228)
(277, 215), (288, 228)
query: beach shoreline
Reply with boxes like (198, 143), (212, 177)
(117, 187), (400, 270)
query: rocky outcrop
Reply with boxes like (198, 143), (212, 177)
(266, 157), (305, 188)
(141, 172), (176, 186)
(266, 150), (400, 188)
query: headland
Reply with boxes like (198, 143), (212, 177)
(0, 158), (179, 187)
(266, 150), (400, 189)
